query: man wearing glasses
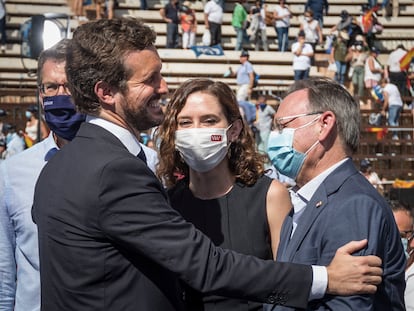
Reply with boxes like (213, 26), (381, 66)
(266, 77), (406, 310)
(0, 38), (85, 311)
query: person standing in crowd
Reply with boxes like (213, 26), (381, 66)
(249, 0), (268, 51)
(390, 200), (414, 311)
(266, 77), (406, 310)
(386, 44), (408, 99)
(330, 30), (350, 85)
(304, 0), (328, 27)
(299, 9), (323, 57)
(160, 0), (180, 48)
(380, 78), (404, 140)
(180, 1), (197, 50)
(230, 49), (255, 101)
(330, 10), (353, 35)
(204, 0), (223, 46)
(348, 38), (368, 103)
(0, 39), (86, 311)
(254, 93), (276, 154)
(364, 46), (384, 101)
(358, 4), (382, 49)
(1, 123), (25, 159)
(359, 158), (384, 194)
(156, 78), (291, 310)
(291, 30), (313, 81)
(273, 0), (292, 52)
(24, 105), (48, 145)
(232, 0), (249, 51)
(0, 0), (7, 53)
(31, 17), (383, 311)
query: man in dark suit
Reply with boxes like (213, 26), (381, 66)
(267, 77), (406, 310)
(31, 18), (382, 311)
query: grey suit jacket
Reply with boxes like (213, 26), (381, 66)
(269, 159), (406, 310)
(32, 122), (313, 311)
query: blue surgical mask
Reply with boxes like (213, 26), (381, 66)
(25, 111), (32, 119)
(267, 117), (319, 180)
(401, 238), (410, 259)
(43, 95), (86, 141)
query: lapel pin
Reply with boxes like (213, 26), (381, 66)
(316, 201), (323, 208)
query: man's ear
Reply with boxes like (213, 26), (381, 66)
(95, 81), (116, 106)
(318, 111), (336, 141)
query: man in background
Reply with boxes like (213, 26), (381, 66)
(0, 39), (83, 311)
(160, 0), (180, 48)
(204, 0), (223, 46)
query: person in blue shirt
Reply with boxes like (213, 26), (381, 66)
(1, 123), (25, 159)
(229, 49), (255, 101)
(0, 38), (81, 311)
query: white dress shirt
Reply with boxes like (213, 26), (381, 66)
(87, 116), (158, 173)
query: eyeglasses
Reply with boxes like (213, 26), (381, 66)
(39, 83), (71, 96)
(273, 111), (323, 133)
(400, 230), (414, 240)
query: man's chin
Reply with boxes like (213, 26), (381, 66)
(150, 108), (164, 124)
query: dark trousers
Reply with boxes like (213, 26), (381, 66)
(389, 71), (408, 98)
(209, 22), (221, 46)
(0, 16), (6, 45)
(294, 69), (310, 80)
(166, 22), (179, 48)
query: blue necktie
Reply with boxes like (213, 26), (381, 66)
(44, 147), (58, 161)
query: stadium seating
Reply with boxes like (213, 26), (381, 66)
(0, 0), (413, 187)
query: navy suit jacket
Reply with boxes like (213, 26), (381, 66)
(32, 122), (313, 311)
(272, 159), (406, 310)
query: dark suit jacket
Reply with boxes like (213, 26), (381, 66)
(32, 123), (312, 311)
(272, 159), (406, 310)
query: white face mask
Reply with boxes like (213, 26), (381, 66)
(175, 126), (231, 173)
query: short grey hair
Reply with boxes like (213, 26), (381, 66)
(286, 77), (360, 153)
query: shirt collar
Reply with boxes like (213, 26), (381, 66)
(295, 157), (349, 202)
(43, 132), (60, 161)
(86, 115), (142, 156)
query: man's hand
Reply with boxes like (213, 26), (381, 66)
(326, 239), (382, 296)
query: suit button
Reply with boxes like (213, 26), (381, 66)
(267, 295), (276, 304)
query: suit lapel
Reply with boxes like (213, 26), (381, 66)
(282, 159), (358, 261)
(277, 208), (294, 262)
(284, 188), (328, 261)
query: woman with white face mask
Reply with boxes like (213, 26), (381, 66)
(299, 9), (323, 53)
(155, 78), (292, 311)
(24, 105), (49, 145)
